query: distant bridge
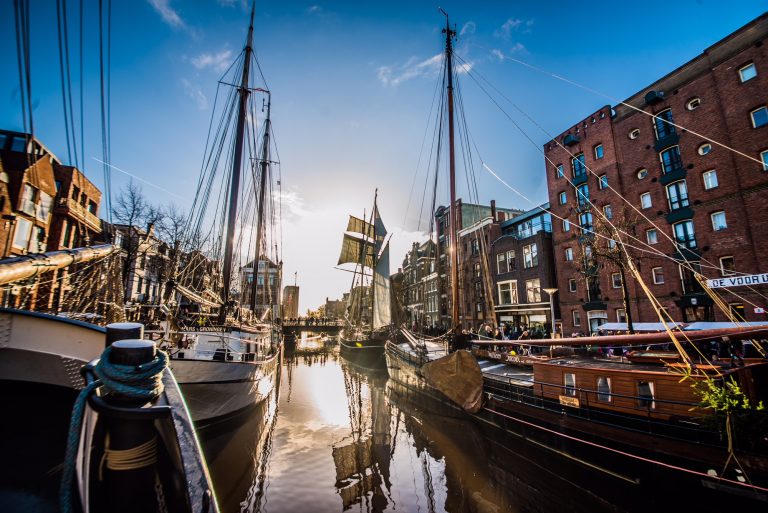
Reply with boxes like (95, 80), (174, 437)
(282, 318), (344, 335)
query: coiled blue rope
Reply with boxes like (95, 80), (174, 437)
(60, 345), (168, 513)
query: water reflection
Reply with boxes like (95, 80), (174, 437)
(200, 337), (635, 513)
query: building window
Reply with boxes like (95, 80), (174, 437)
(660, 146), (683, 174)
(597, 377), (612, 402)
(497, 253), (508, 274)
(611, 273), (622, 289)
(137, 277), (143, 294)
(730, 302), (745, 321)
(572, 310), (581, 326)
(21, 184), (37, 216)
(523, 244), (538, 268)
(498, 281), (518, 305)
(559, 191), (567, 205)
(702, 169), (718, 190)
(629, 128), (639, 139)
(654, 109), (675, 139)
(686, 97), (701, 110)
(506, 250), (516, 272)
(569, 278), (577, 292)
(37, 192), (53, 221)
(562, 219), (571, 232)
(576, 184), (589, 207)
(698, 143), (712, 156)
(616, 309), (627, 323)
(711, 211), (727, 231)
(674, 220), (697, 248)
(739, 62), (757, 82)
(565, 248), (574, 261)
(598, 174), (608, 189)
(579, 212), (593, 232)
(637, 381), (656, 409)
(572, 153), (586, 178)
(474, 262), (481, 277)
(646, 228), (658, 245)
(72, 186), (80, 201)
(720, 256), (735, 276)
(12, 217), (32, 250)
(88, 200), (97, 214)
(556, 164), (564, 178)
(652, 267), (664, 284)
(761, 149), (768, 171)
(666, 180), (689, 211)
(594, 144), (604, 159)
(640, 192), (652, 209)
(564, 373), (577, 397)
(471, 239), (480, 255)
(637, 168), (648, 180)
(751, 106), (768, 128)
(526, 278), (541, 303)
(603, 204), (613, 220)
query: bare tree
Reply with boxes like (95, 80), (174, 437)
(575, 205), (640, 333)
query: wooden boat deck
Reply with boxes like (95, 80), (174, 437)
(476, 358), (535, 388)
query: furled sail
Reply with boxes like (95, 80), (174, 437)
(338, 233), (374, 268)
(346, 216), (375, 239)
(372, 241), (391, 329)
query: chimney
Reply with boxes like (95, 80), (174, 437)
(490, 200), (497, 221)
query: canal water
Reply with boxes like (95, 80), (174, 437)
(197, 335), (655, 513)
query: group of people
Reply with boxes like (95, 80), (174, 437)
(468, 322), (547, 341)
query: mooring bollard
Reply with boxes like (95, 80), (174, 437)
(105, 322), (144, 347)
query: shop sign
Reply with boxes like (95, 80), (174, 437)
(706, 273), (768, 289)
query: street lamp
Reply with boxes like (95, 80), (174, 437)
(543, 288), (558, 337)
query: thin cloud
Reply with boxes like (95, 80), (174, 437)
(181, 79), (207, 110)
(494, 17), (532, 39)
(147, 0), (186, 30)
(377, 53), (473, 87)
(490, 44), (526, 62)
(306, 5), (323, 15)
(190, 50), (234, 74)
(460, 21), (476, 36)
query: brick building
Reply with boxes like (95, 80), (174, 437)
(545, 14), (768, 335)
(435, 199), (523, 330)
(241, 258), (281, 319)
(400, 240), (437, 329)
(282, 285), (299, 318)
(491, 203), (559, 334)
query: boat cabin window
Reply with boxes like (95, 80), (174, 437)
(564, 373), (577, 397)
(637, 381), (655, 409)
(597, 377), (611, 402)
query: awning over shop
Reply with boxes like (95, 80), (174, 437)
(684, 321), (768, 330)
(597, 322), (684, 332)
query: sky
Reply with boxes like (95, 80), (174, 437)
(1, 1), (766, 313)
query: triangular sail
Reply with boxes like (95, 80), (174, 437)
(373, 204), (387, 252)
(346, 216), (375, 239)
(372, 241), (391, 329)
(338, 233), (374, 268)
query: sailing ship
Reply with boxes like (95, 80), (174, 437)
(164, 6), (281, 424)
(337, 192), (392, 369)
(385, 11), (768, 507)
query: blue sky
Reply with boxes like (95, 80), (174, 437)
(1, 1), (766, 312)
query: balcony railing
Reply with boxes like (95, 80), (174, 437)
(57, 196), (100, 230)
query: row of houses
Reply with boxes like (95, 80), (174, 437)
(0, 128), (283, 321)
(396, 13), (768, 336)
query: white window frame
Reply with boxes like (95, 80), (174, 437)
(572, 310), (581, 326)
(12, 217), (32, 250)
(523, 243), (538, 268)
(637, 381), (656, 410)
(616, 309), (626, 323)
(603, 204), (613, 220)
(711, 211), (727, 231)
(611, 272), (621, 289)
(562, 219), (570, 232)
(559, 191), (567, 205)
(598, 174), (608, 189)
(652, 267), (664, 284)
(686, 97), (701, 110)
(760, 149), (768, 171)
(597, 376), (612, 402)
(556, 164), (564, 178)
(594, 144), (604, 159)
(526, 278), (541, 303)
(646, 228), (658, 245)
(496, 253), (507, 274)
(751, 106), (768, 128)
(719, 256), (735, 277)
(702, 169), (718, 190)
(564, 373), (577, 397)
(739, 62), (757, 82)
(697, 143), (712, 155)
(636, 168), (648, 180)
(565, 247), (574, 261)
(640, 192), (652, 209)
(628, 128), (639, 139)
(497, 280), (518, 305)
(568, 278), (577, 292)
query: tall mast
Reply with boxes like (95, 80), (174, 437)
(370, 189), (378, 333)
(442, 11), (460, 329)
(219, 6), (255, 324)
(250, 94), (271, 314)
